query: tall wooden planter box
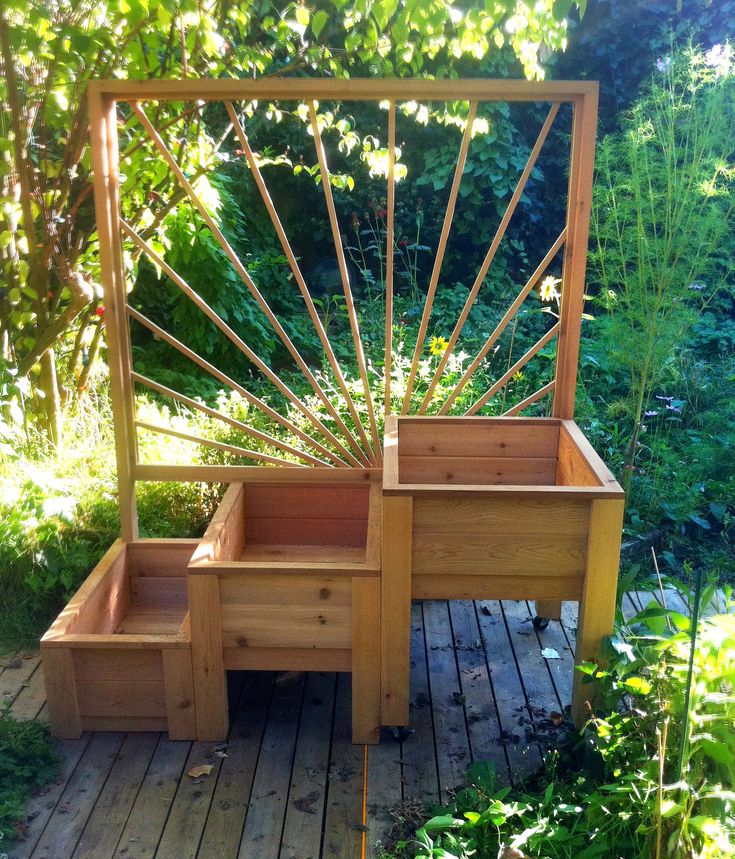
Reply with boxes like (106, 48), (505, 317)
(41, 540), (197, 739)
(381, 415), (624, 727)
(187, 473), (382, 744)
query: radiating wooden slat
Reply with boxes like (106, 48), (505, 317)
(308, 101), (383, 462)
(224, 103), (376, 466)
(130, 102), (365, 467)
(127, 305), (348, 467)
(466, 322), (560, 415)
(439, 229), (566, 414)
(502, 380), (556, 416)
(135, 420), (303, 468)
(121, 219), (364, 468)
(420, 103), (561, 412)
(402, 102), (478, 413)
(385, 100), (396, 419)
(132, 372), (327, 467)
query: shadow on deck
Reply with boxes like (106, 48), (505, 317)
(2, 590), (692, 859)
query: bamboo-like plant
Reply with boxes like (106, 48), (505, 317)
(589, 44), (735, 495)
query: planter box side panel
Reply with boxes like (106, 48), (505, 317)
(219, 574), (352, 653)
(127, 539), (199, 576)
(75, 648), (167, 730)
(411, 496), (588, 601)
(43, 540), (131, 638)
(397, 420), (560, 486)
(556, 427), (600, 487)
(190, 483), (246, 565)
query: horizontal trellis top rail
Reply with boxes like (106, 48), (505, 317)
(89, 78), (597, 102)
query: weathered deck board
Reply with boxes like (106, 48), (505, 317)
(422, 600), (472, 803)
(112, 736), (192, 858)
(237, 671), (306, 859)
(7, 593), (718, 859)
(30, 732), (127, 859)
(197, 672), (274, 858)
(72, 732), (160, 859)
(476, 600), (544, 781)
(448, 600), (507, 775)
(321, 674), (364, 859)
(278, 671), (336, 859)
(400, 602), (440, 804)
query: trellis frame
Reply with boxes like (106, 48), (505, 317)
(89, 78), (599, 544)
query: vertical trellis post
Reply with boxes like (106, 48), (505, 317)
(88, 85), (139, 540)
(553, 88), (599, 419)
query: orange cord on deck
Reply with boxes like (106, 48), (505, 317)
(361, 744), (369, 859)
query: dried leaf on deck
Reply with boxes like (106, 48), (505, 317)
(187, 764), (213, 778)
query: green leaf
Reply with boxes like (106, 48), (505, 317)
(621, 675), (652, 695)
(697, 738), (735, 766)
(420, 815), (464, 833)
(659, 799), (685, 818)
(295, 5), (310, 28)
(552, 0), (573, 21)
(311, 10), (328, 37)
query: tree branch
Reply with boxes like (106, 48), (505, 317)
(16, 271), (95, 377)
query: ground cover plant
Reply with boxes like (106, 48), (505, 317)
(0, 706), (59, 843)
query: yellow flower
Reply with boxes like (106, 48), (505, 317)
(539, 275), (561, 302)
(429, 336), (449, 355)
(512, 371), (525, 382)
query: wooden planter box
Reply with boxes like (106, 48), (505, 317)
(188, 472), (382, 744)
(41, 540), (197, 739)
(381, 415), (624, 727)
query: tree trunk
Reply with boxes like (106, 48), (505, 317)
(39, 348), (62, 450)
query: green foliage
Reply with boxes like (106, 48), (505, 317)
(0, 0), (584, 447)
(386, 584), (735, 859)
(0, 393), (223, 650)
(0, 706), (59, 842)
(587, 45), (735, 495)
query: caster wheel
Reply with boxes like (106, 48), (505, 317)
(533, 616), (550, 631)
(388, 725), (413, 743)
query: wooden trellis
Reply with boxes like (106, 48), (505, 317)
(87, 78), (599, 535)
(41, 78), (622, 744)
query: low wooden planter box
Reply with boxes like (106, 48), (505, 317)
(381, 415), (624, 727)
(41, 539), (197, 740)
(188, 472), (382, 744)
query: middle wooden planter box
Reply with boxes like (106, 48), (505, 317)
(187, 472), (382, 744)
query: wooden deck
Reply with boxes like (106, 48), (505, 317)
(2, 590), (697, 859)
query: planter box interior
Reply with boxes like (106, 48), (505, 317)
(393, 416), (609, 488)
(41, 539), (197, 739)
(206, 482), (373, 564)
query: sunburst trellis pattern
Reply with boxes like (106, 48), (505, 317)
(88, 79), (599, 541)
